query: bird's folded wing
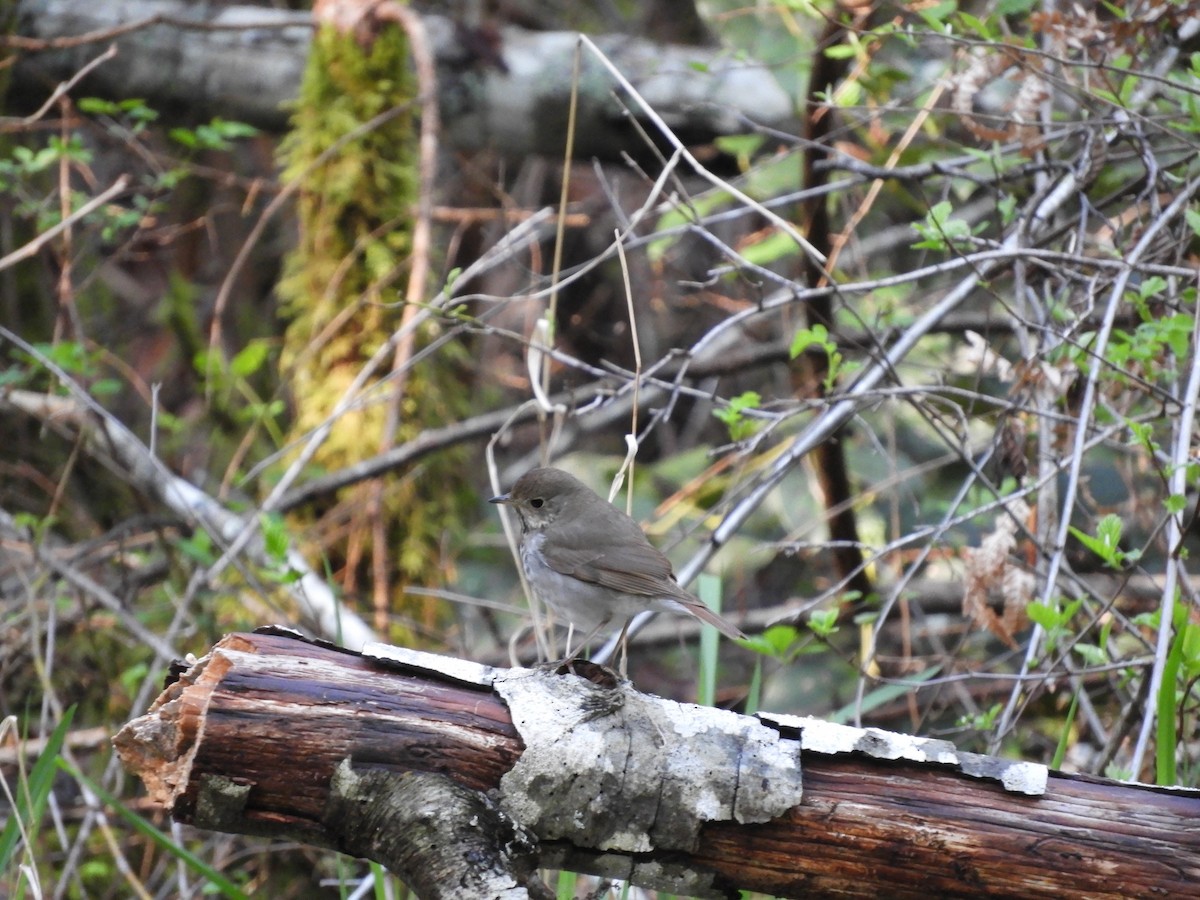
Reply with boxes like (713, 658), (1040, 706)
(539, 539), (679, 597)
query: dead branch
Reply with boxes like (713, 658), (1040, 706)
(0, 388), (375, 648)
(115, 629), (1200, 899)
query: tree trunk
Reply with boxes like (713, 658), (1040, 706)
(114, 629), (1200, 899)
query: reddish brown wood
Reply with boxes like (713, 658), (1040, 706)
(700, 759), (1199, 898)
(115, 632), (1200, 898)
(124, 633), (523, 846)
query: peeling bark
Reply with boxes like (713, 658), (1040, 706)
(115, 630), (1200, 898)
(326, 764), (549, 900)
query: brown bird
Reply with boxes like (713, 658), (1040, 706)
(490, 467), (745, 657)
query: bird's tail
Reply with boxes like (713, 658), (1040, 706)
(668, 595), (746, 641)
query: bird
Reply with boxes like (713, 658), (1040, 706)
(490, 466), (745, 659)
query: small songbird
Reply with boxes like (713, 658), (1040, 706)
(490, 466), (745, 657)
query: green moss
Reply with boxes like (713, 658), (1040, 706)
(276, 21), (470, 639)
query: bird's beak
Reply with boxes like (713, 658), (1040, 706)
(489, 492), (511, 505)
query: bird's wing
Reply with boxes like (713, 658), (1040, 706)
(540, 504), (747, 640)
(539, 512), (678, 597)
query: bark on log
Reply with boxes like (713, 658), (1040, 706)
(114, 629), (1200, 899)
(11, 0), (793, 159)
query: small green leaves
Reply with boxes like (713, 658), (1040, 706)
(789, 323), (833, 359)
(745, 624), (803, 658)
(230, 339), (272, 379)
(808, 607), (840, 638)
(259, 513), (302, 585)
(79, 97), (159, 133)
(260, 512), (290, 562)
(170, 117), (259, 151)
(911, 200), (982, 250)
(957, 702), (1002, 731)
(739, 623), (829, 662)
(998, 193), (1018, 225)
(1127, 420), (1159, 454)
(713, 390), (763, 441)
(1027, 598), (1082, 653)
(789, 323), (845, 391)
(1069, 513), (1137, 570)
(177, 528), (216, 565)
(714, 134), (766, 172)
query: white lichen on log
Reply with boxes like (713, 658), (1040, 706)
(493, 668), (804, 854)
(760, 713), (1048, 796)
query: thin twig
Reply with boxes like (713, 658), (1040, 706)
(0, 175), (129, 273)
(1, 44), (118, 130)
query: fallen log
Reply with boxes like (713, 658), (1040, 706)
(12, 0), (793, 158)
(114, 629), (1200, 898)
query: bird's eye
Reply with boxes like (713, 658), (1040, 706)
(530, 498), (544, 508)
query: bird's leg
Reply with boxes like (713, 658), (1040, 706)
(563, 622), (576, 662)
(557, 618), (610, 675)
(614, 618), (632, 678)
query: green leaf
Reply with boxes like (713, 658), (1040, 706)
(118, 662), (150, 698)
(1068, 514), (1125, 568)
(171, 117), (258, 151)
(739, 623), (802, 659)
(917, 0), (956, 26)
(1027, 601), (1058, 630)
(169, 127), (199, 149)
(0, 707), (76, 872)
(714, 134), (766, 159)
(789, 323), (833, 359)
(230, 339), (271, 378)
(646, 190), (730, 263)
(957, 702), (1002, 731)
(78, 97), (121, 115)
(823, 43), (859, 59)
(1156, 622), (1185, 785)
(835, 79), (863, 109)
(1028, 598), (1081, 631)
(911, 200), (958, 250)
(1050, 690), (1080, 770)
(998, 193), (1017, 225)
(696, 575), (723, 707)
(90, 378), (123, 398)
(808, 608), (839, 637)
(830, 666), (941, 724)
(1137, 276), (1167, 300)
(713, 390), (763, 441)
(954, 12), (985, 34)
(259, 512), (290, 562)
(1180, 622), (1200, 679)
(1073, 643), (1108, 666)
(177, 528), (215, 564)
(740, 230), (801, 266)
(1127, 420), (1157, 453)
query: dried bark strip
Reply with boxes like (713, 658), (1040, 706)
(115, 631), (1200, 898)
